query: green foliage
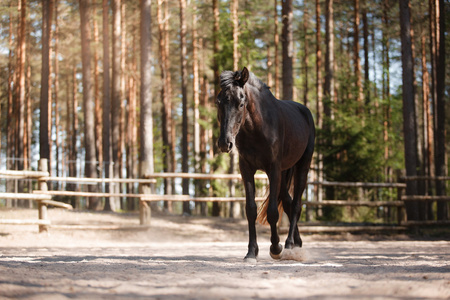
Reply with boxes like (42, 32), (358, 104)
(319, 101), (385, 183)
(316, 71), (405, 221)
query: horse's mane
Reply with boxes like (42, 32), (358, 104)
(220, 70), (269, 92)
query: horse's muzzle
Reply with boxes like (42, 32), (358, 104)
(218, 137), (233, 153)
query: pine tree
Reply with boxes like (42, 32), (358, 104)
(79, 0), (100, 210)
(399, 0), (419, 221)
(281, 0), (293, 100)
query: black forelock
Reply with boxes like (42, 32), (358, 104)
(219, 70), (268, 91)
(220, 70), (239, 91)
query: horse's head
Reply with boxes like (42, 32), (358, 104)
(216, 67), (250, 153)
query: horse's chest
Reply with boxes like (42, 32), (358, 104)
(236, 134), (275, 169)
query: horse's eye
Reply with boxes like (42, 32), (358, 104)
(239, 103), (244, 108)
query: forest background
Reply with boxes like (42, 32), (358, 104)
(0, 0), (448, 221)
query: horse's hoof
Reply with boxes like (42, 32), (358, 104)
(270, 251), (282, 260)
(270, 244), (283, 260)
(244, 256), (257, 264)
(285, 241), (295, 250)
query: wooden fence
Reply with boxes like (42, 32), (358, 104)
(1, 161), (448, 232)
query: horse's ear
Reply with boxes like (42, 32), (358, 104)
(235, 67), (249, 87)
(240, 67), (249, 86)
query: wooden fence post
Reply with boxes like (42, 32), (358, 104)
(139, 161), (153, 225)
(140, 200), (151, 225)
(38, 159), (49, 232)
(397, 186), (407, 225)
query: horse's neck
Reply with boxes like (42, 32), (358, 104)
(244, 88), (272, 132)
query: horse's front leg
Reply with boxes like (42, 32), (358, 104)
(240, 159), (258, 262)
(267, 166), (283, 259)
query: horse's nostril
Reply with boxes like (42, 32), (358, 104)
(218, 138), (231, 153)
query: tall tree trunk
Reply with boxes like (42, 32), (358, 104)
(409, 4), (426, 220)
(6, 3), (16, 203)
(362, 0), (370, 104)
(193, 5), (200, 171)
(427, 0), (438, 213)
(371, 15), (378, 99)
(14, 0), (19, 172)
(93, 2), (103, 175)
(54, 1), (60, 179)
(274, 0), (280, 98)
(126, 47), (138, 211)
(421, 23), (434, 220)
(435, 0), (447, 220)
(193, 5), (202, 215)
(229, 0), (239, 218)
(212, 0), (220, 217)
(200, 63), (210, 216)
(281, 0), (293, 101)
(40, 0), (52, 167)
(421, 33), (433, 179)
(25, 64), (31, 172)
(382, 0), (391, 181)
(165, 2), (176, 197)
(324, 0), (334, 113)
(157, 0), (173, 212)
(102, 0), (112, 211)
(232, 0), (239, 70)
(66, 77), (72, 197)
(399, 0), (419, 221)
(25, 61), (32, 204)
(302, 4), (309, 106)
(315, 0), (323, 205)
(80, 0), (100, 210)
(68, 67), (79, 208)
(354, 0), (363, 110)
(180, 0), (190, 215)
(429, 0), (437, 121)
(371, 14), (378, 100)
(23, 53), (28, 172)
(140, 0), (155, 205)
(213, 0), (219, 99)
(7, 1), (14, 179)
(64, 82), (70, 181)
(17, 0), (27, 173)
(111, 0), (122, 211)
(119, 2), (127, 209)
(323, 0), (335, 205)
(47, 0), (54, 178)
(316, 0), (323, 129)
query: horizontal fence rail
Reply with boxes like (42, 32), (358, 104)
(401, 176), (450, 181)
(1, 166), (448, 232)
(401, 195), (450, 201)
(304, 200), (405, 207)
(309, 181), (407, 188)
(41, 176), (157, 184)
(0, 170), (50, 179)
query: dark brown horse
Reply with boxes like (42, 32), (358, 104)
(216, 67), (315, 262)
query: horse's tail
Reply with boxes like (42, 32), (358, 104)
(256, 167), (295, 225)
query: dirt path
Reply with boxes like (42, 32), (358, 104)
(0, 209), (449, 299)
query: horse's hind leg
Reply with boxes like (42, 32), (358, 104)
(279, 169), (301, 245)
(285, 146), (314, 249)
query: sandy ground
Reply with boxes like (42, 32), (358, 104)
(0, 208), (449, 300)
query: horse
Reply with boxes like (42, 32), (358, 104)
(216, 67), (315, 262)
